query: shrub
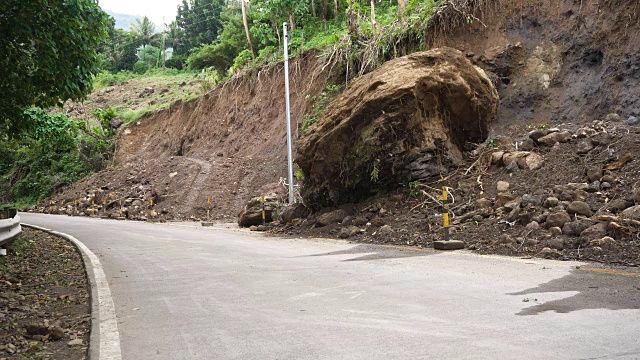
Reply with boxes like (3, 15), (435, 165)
(133, 61), (149, 75)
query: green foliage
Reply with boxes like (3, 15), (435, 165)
(176, 0), (226, 57)
(302, 84), (341, 132)
(186, 9), (247, 72)
(0, 0), (110, 135)
(406, 181), (422, 198)
(232, 49), (254, 72)
(165, 55), (186, 70)
(0, 107), (118, 207)
(133, 61), (150, 75)
(138, 45), (162, 67)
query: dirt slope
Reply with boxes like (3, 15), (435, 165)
(40, 0), (640, 235)
(44, 54), (330, 220)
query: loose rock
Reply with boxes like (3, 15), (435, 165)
(546, 211), (572, 228)
(567, 201), (592, 217)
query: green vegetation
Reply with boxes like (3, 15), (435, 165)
(302, 84), (341, 132)
(0, 0), (110, 135)
(0, 108), (117, 207)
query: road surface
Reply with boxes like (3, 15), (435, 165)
(19, 213), (640, 360)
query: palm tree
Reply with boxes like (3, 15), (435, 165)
(131, 16), (158, 47)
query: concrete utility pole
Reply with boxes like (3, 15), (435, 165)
(283, 22), (295, 204)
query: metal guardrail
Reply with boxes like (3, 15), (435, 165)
(0, 209), (21, 247)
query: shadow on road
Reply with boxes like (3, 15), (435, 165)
(509, 268), (640, 315)
(304, 244), (434, 262)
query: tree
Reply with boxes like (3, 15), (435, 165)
(131, 16), (159, 47)
(0, 0), (110, 134)
(241, 0), (255, 58)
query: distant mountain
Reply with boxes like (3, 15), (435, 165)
(104, 9), (160, 32)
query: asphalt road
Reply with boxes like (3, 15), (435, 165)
(20, 213), (640, 360)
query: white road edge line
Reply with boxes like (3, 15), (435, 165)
(22, 224), (122, 360)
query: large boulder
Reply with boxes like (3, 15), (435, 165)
(237, 194), (279, 227)
(297, 47), (499, 208)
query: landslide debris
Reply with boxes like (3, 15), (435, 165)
(297, 48), (499, 208)
(0, 229), (91, 359)
(277, 119), (640, 266)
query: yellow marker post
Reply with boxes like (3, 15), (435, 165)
(261, 194), (266, 225)
(149, 199), (155, 218)
(49, 201), (52, 213)
(103, 200), (107, 215)
(207, 197), (211, 221)
(433, 186), (463, 250)
(91, 200), (95, 215)
(74, 200), (78, 215)
(119, 200), (123, 217)
(442, 186), (450, 242)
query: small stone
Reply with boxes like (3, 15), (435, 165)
(523, 238), (539, 247)
(575, 128), (597, 138)
(370, 217), (386, 227)
(589, 236), (616, 249)
(50, 327), (65, 341)
(528, 129), (549, 142)
(562, 220), (592, 236)
(353, 216), (368, 226)
(567, 201), (593, 217)
(67, 339), (84, 346)
(580, 222), (608, 243)
(585, 166), (602, 183)
(607, 199), (632, 213)
(601, 175), (616, 183)
(378, 225), (393, 236)
(24, 325), (49, 336)
(601, 182), (612, 189)
(537, 131), (572, 146)
(549, 227), (563, 236)
(538, 247), (561, 258)
(546, 238), (564, 250)
(338, 226), (359, 239)
(520, 138), (536, 151)
(518, 152), (545, 170)
(491, 151), (505, 164)
(633, 189), (640, 204)
(472, 214), (484, 222)
(497, 181), (510, 192)
(316, 209), (348, 227)
(525, 221), (541, 232)
(543, 197), (559, 208)
(576, 140), (595, 154)
(628, 116), (639, 126)
(605, 113), (623, 122)
(621, 205), (640, 220)
(586, 181), (600, 193)
(341, 216), (353, 225)
(521, 194), (543, 208)
(546, 211), (572, 228)
(505, 161), (519, 173)
(475, 198), (493, 217)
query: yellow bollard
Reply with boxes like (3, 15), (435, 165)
(261, 194), (266, 225)
(149, 199), (155, 218)
(442, 186), (450, 241)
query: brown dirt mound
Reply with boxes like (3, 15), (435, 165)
(297, 47), (499, 209)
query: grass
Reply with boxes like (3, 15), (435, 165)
(93, 68), (196, 90)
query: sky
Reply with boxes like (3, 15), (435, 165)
(99, 0), (183, 28)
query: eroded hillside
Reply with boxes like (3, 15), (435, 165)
(41, 0), (640, 234)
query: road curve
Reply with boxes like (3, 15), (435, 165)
(20, 213), (640, 360)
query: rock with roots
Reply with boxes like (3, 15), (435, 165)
(297, 47), (499, 208)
